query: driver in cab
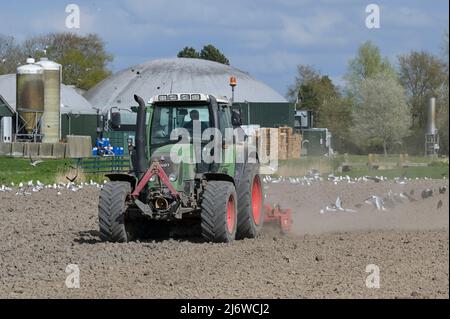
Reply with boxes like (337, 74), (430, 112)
(183, 110), (208, 137)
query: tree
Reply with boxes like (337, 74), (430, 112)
(345, 41), (395, 94)
(200, 44), (230, 65)
(437, 84), (449, 155)
(176, 44), (230, 65)
(352, 74), (411, 155)
(0, 34), (25, 75)
(287, 65), (352, 152)
(21, 32), (113, 90)
(437, 31), (449, 154)
(177, 47), (200, 59)
(398, 51), (446, 129)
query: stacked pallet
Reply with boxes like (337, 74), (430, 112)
(255, 127), (302, 160)
(278, 127), (293, 160)
(255, 128), (271, 157)
(290, 134), (302, 159)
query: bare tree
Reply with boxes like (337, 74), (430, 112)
(0, 34), (25, 75)
(398, 51), (447, 129)
(352, 74), (411, 155)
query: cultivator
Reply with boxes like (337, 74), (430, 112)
(263, 203), (293, 234)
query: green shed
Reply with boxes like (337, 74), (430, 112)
(232, 102), (295, 128)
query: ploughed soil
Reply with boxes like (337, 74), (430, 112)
(0, 178), (448, 299)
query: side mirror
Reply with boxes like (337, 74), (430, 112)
(111, 112), (122, 128)
(231, 109), (242, 127)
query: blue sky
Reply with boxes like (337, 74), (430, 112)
(1, 0), (448, 96)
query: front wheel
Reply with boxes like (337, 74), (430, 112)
(98, 181), (131, 242)
(201, 181), (237, 243)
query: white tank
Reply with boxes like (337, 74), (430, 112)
(35, 58), (62, 143)
(427, 97), (437, 135)
(1, 117), (12, 142)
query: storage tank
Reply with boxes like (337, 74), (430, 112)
(1, 117), (12, 142)
(16, 58), (44, 135)
(427, 97), (437, 135)
(36, 58), (61, 143)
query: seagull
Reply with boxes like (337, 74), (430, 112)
(400, 192), (414, 202)
(437, 200), (443, 209)
(365, 196), (386, 211)
(439, 186), (447, 194)
(334, 197), (344, 211)
(66, 166), (78, 183)
(29, 156), (43, 167)
(421, 189), (433, 199)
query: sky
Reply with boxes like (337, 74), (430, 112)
(1, 0), (448, 96)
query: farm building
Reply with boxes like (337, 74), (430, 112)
(0, 73), (98, 143)
(1, 57), (295, 147)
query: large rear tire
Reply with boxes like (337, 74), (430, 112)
(98, 181), (131, 242)
(201, 181), (237, 243)
(236, 164), (264, 239)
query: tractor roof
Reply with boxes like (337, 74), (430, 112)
(149, 93), (231, 105)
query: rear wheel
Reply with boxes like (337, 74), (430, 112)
(236, 164), (264, 239)
(201, 181), (237, 243)
(98, 181), (131, 242)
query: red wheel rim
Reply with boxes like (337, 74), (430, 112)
(226, 195), (236, 234)
(252, 176), (262, 225)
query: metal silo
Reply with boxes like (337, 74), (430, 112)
(16, 58), (44, 138)
(36, 58), (62, 143)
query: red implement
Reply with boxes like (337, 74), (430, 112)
(263, 203), (293, 234)
(132, 161), (180, 198)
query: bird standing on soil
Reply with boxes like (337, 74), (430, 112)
(421, 189), (433, 199)
(437, 200), (443, 209)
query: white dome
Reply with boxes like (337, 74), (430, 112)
(0, 74), (95, 115)
(86, 58), (286, 111)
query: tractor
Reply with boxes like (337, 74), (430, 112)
(98, 93), (264, 243)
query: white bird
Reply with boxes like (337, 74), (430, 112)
(335, 197), (344, 211)
(365, 196), (386, 211)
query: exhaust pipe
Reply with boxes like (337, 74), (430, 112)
(134, 95), (148, 177)
(154, 197), (169, 210)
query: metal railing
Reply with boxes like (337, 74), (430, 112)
(74, 156), (131, 174)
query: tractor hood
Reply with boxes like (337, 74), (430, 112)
(149, 144), (196, 190)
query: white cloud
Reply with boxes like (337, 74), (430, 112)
(280, 11), (349, 46)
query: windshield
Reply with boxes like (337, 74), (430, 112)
(150, 104), (211, 146)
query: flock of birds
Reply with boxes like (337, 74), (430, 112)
(0, 180), (105, 196)
(261, 170), (447, 214)
(319, 186), (447, 214)
(261, 170), (435, 187)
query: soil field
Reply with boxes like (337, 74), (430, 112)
(0, 178), (448, 299)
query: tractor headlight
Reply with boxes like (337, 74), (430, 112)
(169, 174), (177, 182)
(149, 175), (157, 183)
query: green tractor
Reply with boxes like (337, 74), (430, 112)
(98, 93), (264, 243)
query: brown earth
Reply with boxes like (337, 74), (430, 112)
(0, 179), (448, 299)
